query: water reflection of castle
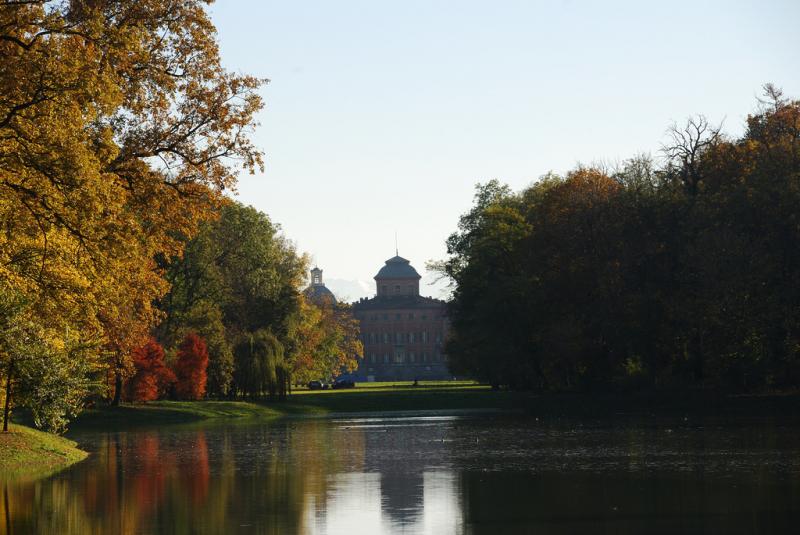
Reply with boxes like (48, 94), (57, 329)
(328, 419), (463, 531)
(306, 255), (451, 382)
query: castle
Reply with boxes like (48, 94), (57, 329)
(352, 255), (450, 381)
(304, 256), (450, 382)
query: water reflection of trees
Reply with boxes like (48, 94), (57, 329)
(1, 421), (366, 534)
(4, 418), (800, 534)
(451, 419), (800, 534)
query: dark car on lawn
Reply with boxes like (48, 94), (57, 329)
(332, 378), (356, 389)
(307, 380), (329, 390)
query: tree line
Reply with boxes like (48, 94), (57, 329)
(0, 1), (361, 433)
(441, 87), (800, 392)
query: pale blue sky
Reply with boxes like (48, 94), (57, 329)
(209, 0), (799, 300)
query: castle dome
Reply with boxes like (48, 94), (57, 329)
(304, 266), (337, 305)
(374, 256), (422, 280)
(304, 284), (337, 304)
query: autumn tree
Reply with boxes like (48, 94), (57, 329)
(174, 333), (209, 401)
(0, 1), (265, 410)
(126, 339), (175, 402)
(441, 87), (800, 392)
(286, 296), (363, 386)
(158, 201), (306, 397)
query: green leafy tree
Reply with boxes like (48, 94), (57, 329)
(1, 287), (99, 433)
(233, 330), (288, 400)
(158, 201), (306, 397)
(440, 87), (800, 393)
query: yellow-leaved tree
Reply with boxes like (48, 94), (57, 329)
(0, 0), (265, 423)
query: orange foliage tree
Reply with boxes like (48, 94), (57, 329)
(126, 339), (175, 402)
(174, 333), (209, 400)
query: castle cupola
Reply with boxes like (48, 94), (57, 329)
(305, 266), (337, 304)
(311, 266), (324, 286)
(374, 255), (421, 297)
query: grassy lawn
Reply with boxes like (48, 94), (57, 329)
(0, 424), (88, 482)
(283, 380), (514, 414)
(72, 400), (287, 429)
(71, 381), (515, 429)
(68, 381), (800, 432)
(292, 380), (484, 392)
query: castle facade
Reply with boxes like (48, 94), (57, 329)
(351, 255), (450, 381)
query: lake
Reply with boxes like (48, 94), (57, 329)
(3, 413), (799, 534)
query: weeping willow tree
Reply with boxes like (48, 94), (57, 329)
(233, 330), (289, 400)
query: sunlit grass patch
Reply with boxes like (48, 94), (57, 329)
(0, 424), (88, 482)
(73, 400), (285, 429)
(70, 381), (516, 430)
(292, 380), (485, 393)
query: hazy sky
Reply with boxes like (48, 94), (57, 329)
(208, 0), (799, 300)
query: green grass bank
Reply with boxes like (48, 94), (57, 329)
(0, 424), (88, 482)
(71, 381), (510, 429)
(71, 381), (800, 431)
(6, 382), (799, 480)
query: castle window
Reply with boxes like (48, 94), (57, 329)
(382, 285), (387, 295)
(422, 331), (428, 343)
(395, 284), (401, 294)
(371, 353), (377, 363)
(383, 353), (390, 363)
(422, 352), (428, 362)
(395, 352), (404, 364)
(395, 332), (402, 344)
(382, 313), (388, 320)
(408, 313), (414, 319)
(395, 313), (401, 320)
(422, 314), (427, 320)
(409, 332), (415, 343)
(409, 352), (415, 363)
(383, 333), (389, 343)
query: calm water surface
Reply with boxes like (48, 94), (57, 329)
(3, 414), (800, 534)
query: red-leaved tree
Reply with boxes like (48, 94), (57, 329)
(174, 333), (209, 400)
(127, 339), (176, 402)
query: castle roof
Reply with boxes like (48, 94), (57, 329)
(374, 255), (421, 280)
(304, 284), (337, 305)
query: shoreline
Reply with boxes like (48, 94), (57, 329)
(0, 424), (88, 482)
(70, 386), (800, 431)
(7, 386), (799, 482)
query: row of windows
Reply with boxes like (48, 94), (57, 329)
(362, 332), (443, 344)
(368, 352), (443, 364)
(368, 312), (432, 321)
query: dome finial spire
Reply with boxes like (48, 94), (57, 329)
(395, 231), (398, 256)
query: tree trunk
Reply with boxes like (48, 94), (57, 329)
(111, 361), (123, 406)
(3, 358), (14, 432)
(3, 483), (10, 535)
